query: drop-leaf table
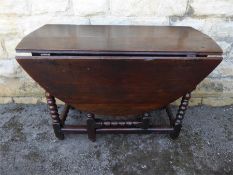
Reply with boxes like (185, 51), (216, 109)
(16, 25), (222, 141)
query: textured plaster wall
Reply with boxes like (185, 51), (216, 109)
(0, 0), (233, 106)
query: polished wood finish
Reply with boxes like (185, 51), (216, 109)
(16, 25), (222, 55)
(16, 25), (223, 141)
(17, 56), (221, 115)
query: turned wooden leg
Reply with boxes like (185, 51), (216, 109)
(86, 113), (96, 142)
(141, 113), (150, 129)
(165, 105), (175, 127)
(45, 92), (64, 140)
(60, 104), (71, 126)
(170, 92), (191, 139)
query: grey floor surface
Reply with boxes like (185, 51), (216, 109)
(0, 104), (232, 175)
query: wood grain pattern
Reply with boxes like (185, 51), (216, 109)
(16, 25), (222, 55)
(16, 56), (222, 115)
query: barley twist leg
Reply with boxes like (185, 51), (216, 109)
(45, 92), (64, 140)
(170, 92), (191, 139)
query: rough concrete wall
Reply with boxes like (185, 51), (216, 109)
(0, 0), (233, 106)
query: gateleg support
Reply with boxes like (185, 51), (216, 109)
(165, 105), (175, 127)
(53, 124), (64, 140)
(86, 113), (96, 142)
(60, 104), (71, 126)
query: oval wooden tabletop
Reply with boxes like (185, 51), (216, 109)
(16, 24), (222, 55)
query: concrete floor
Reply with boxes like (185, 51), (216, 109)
(0, 104), (232, 175)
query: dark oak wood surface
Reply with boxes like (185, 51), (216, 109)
(16, 24), (222, 55)
(15, 25), (223, 140)
(16, 56), (222, 115)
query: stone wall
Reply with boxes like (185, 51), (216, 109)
(0, 0), (233, 106)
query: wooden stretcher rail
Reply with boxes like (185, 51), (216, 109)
(61, 125), (174, 134)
